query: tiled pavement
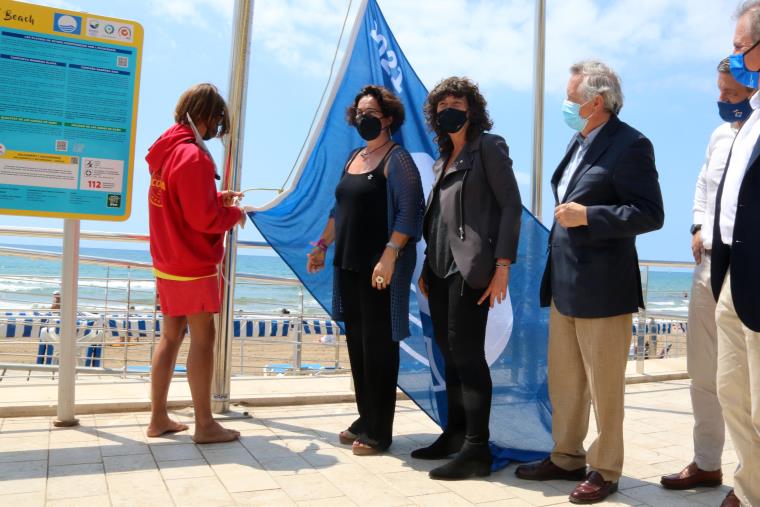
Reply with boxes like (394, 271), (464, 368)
(0, 379), (736, 506)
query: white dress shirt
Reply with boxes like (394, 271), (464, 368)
(693, 122), (738, 250)
(557, 124), (604, 202)
(720, 91), (760, 245)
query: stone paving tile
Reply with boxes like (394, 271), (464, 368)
(48, 443), (102, 467)
(440, 477), (518, 504)
(46, 495), (111, 507)
(165, 476), (236, 507)
(410, 491), (475, 506)
(381, 470), (450, 497)
(0, 460), (47, 495)
(106, 470), (173, 507)
(149, 442), (202, 461)
(0, 380), (746, 507)
(0, 491), (46, 507)
(157, 458), (215, 480)
(274, 472), (344, 502)
(46, 463), (108, 500)
(231, 489), (298, 506)
(103, 452), (158, 474)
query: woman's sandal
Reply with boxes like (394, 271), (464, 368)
(338, 429), (358, 445)
(352, 437), (383, 456)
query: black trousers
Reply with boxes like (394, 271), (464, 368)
(427, 270), (492, 445)
(339, 268), (400, 450)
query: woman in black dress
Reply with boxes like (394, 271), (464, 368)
(307, 85), (424, 455)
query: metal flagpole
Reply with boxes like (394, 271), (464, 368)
(212, 0), (255, 414)
(54, 219), (80, 427)
(531, 0), (546, 221)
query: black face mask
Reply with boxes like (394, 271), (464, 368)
(437, 108), (468, 134)
(356, 115), (383, 141)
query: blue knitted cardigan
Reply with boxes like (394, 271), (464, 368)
(330, 145), (424, 341)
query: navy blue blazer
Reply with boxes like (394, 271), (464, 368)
(540, 115), (664, 318)
(711, 131), (760, 332)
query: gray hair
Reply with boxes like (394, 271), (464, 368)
(737, 1), (760, 42)
(570, 60), (624, 115)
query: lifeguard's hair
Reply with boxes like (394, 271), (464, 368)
(175, 83), (230, 138)
(345, 84), (405, 134)
(570, 60), (624, 116)
(424, 76), (493, 155)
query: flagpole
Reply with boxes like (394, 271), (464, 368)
(531, 0), (546, 221)
(212, 0), (254, 414)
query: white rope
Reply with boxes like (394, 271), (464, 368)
(277, 0), (355, 192)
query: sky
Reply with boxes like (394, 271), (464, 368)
(0, 0), (742, 263)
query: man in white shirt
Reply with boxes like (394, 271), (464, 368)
(710, 3), (760, 506)
(660, 59), (753, 499)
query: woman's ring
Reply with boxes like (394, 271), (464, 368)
(375, 276), (385, 285)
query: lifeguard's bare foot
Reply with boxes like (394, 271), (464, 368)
(146, 418), (189, 437)
(192, 421), (240, 444)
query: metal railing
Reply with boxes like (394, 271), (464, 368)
(633, 260), (694, 375)
(1, 228), (696, 383)
(0, 228), (347, 381)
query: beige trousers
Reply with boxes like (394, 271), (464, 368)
(687, 253), (725, 471)
(548, 302), (632, 482)
(716, 272), (760, 507)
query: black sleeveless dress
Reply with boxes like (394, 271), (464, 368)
(333, 150), (391, 272)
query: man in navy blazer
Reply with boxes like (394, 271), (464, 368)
(709, 3), (760, 506)
(516, 61), (664, 505)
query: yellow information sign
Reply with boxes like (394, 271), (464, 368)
(0, 1), (143, 220)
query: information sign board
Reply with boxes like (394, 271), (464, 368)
(0, 1), (143, 220)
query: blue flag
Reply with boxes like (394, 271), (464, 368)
(251, 0), (552, 468)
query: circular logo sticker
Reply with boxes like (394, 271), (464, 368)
(56, 15), (79, 33)
(104, 24), (115, 34)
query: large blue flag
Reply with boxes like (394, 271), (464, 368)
(251, 0), (552, 468)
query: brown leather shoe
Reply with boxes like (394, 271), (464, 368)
(720, 489), (740, 507)
(515, 457), (587, 481)
(569, 471), (618, 504)
(660, 462), (722, 490)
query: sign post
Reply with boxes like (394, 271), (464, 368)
(0, 1), (143, 424)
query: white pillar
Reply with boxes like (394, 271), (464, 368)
(54, 218), (80, 427)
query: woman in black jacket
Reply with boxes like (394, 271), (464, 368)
(414, 76), (522, 480)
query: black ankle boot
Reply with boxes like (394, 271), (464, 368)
(428, 442), (492, 480)
(411, 431), (465, 460)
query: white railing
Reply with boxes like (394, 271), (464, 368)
(0, 230), (347, 381)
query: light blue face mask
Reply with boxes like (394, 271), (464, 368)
(562, 99), (592, 131)
(730, 38), (760, 88)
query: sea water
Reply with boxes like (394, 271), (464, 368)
(0, 244), (325, 315)
(0, 244), (694, 318)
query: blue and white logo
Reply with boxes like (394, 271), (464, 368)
(53, 13), (81, 35)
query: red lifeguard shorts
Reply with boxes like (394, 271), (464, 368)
(156, 276), (221, 317)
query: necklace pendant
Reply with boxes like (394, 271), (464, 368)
(367, 174), (374, 180)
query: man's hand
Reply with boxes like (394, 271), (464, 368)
(555, 202), (588, 228)
(691, 232), (704, 264)
(478, 263), (510, 308)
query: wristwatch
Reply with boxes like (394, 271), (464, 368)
(690, 224), (702, 235)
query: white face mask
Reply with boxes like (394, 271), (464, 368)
(186, 113), (217, 174)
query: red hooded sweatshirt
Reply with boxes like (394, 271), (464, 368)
(146, 123), (242, 278)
